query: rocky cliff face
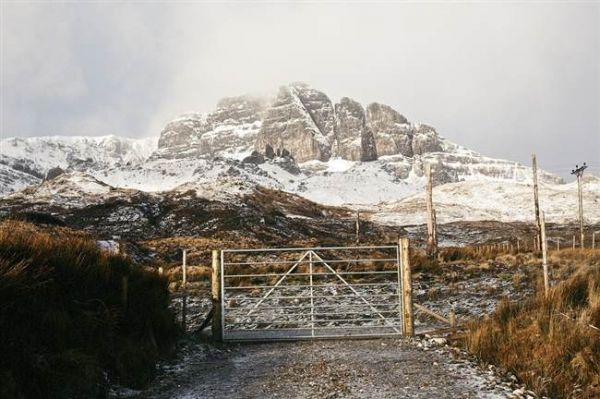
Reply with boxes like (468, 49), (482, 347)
(333, 98), (377, 161)
(255, 84), (332, 162)
(157, 82), (444, 164)
(366, 103), (412, 157)
(0, 82), (567, 199)
(156, 95), (266, 159)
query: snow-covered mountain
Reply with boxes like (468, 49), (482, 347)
(2, 82), (595, 226)
(371, 175), (600, 226)
(0, 135), (155, 194)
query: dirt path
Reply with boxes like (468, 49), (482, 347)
(138, 338), (523, 399)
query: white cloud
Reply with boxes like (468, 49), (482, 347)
(2, 3), (87, 100)
(1, 1), (598, 178)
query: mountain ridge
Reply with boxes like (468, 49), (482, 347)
(3, 81), (590, 227)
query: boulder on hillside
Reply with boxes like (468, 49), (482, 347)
(242, 151), (265, 165)
(45, 167), (65, 181)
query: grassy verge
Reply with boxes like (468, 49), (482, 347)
(466, 261), (600, 398)
(0, 221), (178, 399)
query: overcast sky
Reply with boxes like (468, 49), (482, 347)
(1, 1), (599, 179)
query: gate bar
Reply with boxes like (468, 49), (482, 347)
(224, 270), (398, 278)
(310, 251), (401, 334)
(226, 282), (396, 290)
(223, 258), (398, 266)
(227, 303), (400, 311)
(229, 293), (399, 300)
(246, 251), (309, 315)
(222, 245), (398, 253)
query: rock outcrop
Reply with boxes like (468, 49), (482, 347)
(255, 85), (332, 162)
(333, 98), (377, 161)
(156, 82), (446, 163)
(366, 103), (412, 157)
(157, 113), (208, 149)
(157, 96), (266, 158)
(412, 124), (442, 155)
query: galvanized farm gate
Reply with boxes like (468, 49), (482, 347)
(217, 245), (411, 341)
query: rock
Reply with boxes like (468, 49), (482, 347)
(157, 95), (266, 157)
(45, 166), (65, 180)
(361, 128), (378, 161)
(242, 151), (265, 165)
(334, 97), (377, 161)
(158, 113), (209, 149)
(256, 84), (332, 162)
(273, 157), (301, 175)
(265, 144), (275, 159)
(429, 337), (447, 346)
(366, 102), (413, 157)
(290, 82), (336, 141)
(412, 124), (442, 154)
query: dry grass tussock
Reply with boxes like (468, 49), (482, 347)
(0, 221), (177, 399)
(466, 264), (600, 398)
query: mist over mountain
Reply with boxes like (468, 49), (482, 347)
(2, 82), (597, 226)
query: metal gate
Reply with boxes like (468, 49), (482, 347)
(220, 245), (404, 341)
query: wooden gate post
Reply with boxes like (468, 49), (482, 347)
(211, 250), (223, 341)
(399, 238), (414, 337)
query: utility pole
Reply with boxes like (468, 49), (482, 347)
(532, 154), (542, 252)
(425, 163), (437, 259)
(571, 163), (588, 248)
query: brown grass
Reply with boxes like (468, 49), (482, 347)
(0, 221), (177, 398)
(466, 265), (600, 398)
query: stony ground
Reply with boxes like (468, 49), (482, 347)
(132, 338), (536, 399)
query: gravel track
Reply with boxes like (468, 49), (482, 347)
(138, 338), (524, 399)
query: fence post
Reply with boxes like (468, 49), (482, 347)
(181, 249), (188, 332)
(399, 237), (414, 337)
(212, 249), (223, 341)
(573, 235), (576, 250)
(541, 211), (549, 295)
(182, 249), (187, 288)
(449, 311), (456, 328)
(593, 232), (596, 249)
(355, 211), (360, 244)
